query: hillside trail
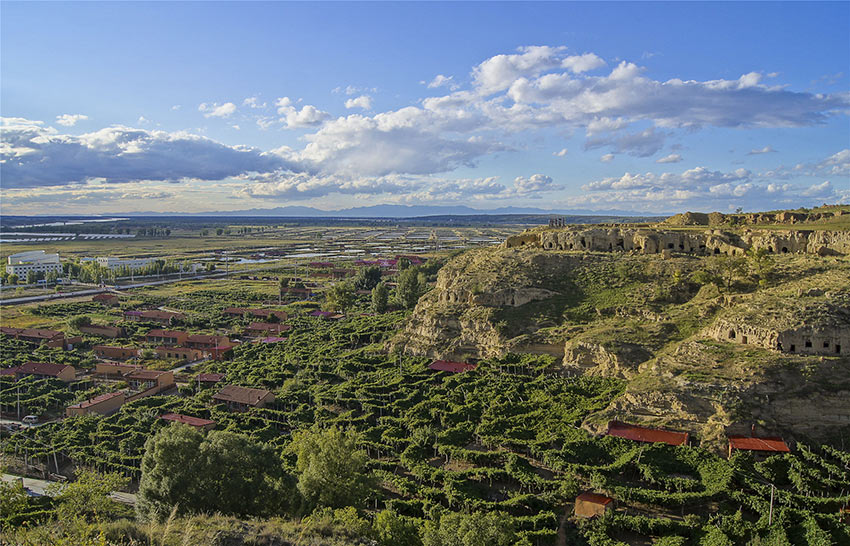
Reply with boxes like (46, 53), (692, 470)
(556, 505), (569, 546)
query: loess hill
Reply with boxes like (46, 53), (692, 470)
(392, 206), (850, 451)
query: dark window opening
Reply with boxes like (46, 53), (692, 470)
(728, 330), (736, 339)
(804, 339), (812, 348)
(667, 243), (675, 249)
(767, 246), (774, 253)
(790, 344), (796, 352)
(714, 248), (721, 255)
(823, 341), (830, 348)
(742, 336), (748, 344)
(836, 345), (841, 354)
(679, 243), (685, 250)
(781, 247), (789, 253)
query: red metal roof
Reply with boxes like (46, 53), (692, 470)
(606, 420), (689, 446)
(576, 492), (614, 505)
(728, 435), (790, 453)
(69, 391), (125, 409)
(160, 413), (215, 428)
(428, 360), (478, 373)
(17, 361), (72, 377)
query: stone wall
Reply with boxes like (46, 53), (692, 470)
(704, 318), (849, 356)
(504, 227), (850, 257)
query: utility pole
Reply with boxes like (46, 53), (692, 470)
(768, 483), (775, 525)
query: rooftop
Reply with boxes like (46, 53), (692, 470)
(429, 360), (478, 373)
(68, 391), (125, 409)
(606, 420), (689, 446)
(728, 435), (790, 453)
(213, 385), (273, 406)
(576, 492), (614, 505)
(18, 361), (73, 377)
(160, 413), (215, 428)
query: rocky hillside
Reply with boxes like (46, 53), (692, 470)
(392, 214), (850, 451)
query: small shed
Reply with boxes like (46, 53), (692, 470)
(574, 492), (614, 518)
(606, 420), (689, 446)
(428, 360), (477, 373)
(728, 435), (790, 458)
(160, 413), (216, 431)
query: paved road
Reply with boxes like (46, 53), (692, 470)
(2, 473), (137, 505)
(0, 266), (278, 306)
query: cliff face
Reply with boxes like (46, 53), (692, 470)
(393, 226), (850, 449)
(504, 226), (850, 257)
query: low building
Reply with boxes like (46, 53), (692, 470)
(125, 369), (174, 392)
(160, 413), (216, 431)
(255, 336), (287, 344)
(728, 435), (791, 458)
(145, 329), (189, 346)
(185, 334), (231, 350)
(222, 308), (288, 321)
(95, 362), (142, 376)
(66, 391), (125, 417)
(93, 345), (140, 360)
(245, 322), (292, 337)
(428, 360), (478, 373)
(6, 250), (63, 277)
(574, 492), (614, 518)
(606, 421), (690, 446)
(212, 385), (275, 411)
(95, 256), (155, 271)
(92, 293), (120, 306)
(79, 325), (125, 338)
(196, 373), (225, 386)
(0, 327), (79, 350)
(15, 361), (76, 382)
(154, 346), (204, 361)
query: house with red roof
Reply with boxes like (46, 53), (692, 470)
(160, 413), (216, 431)
(574, 492), (614, 518)
(428, 360), (478, 373)
(15, 362), (76, 383)
(66, 391), (126, 417)
(606, 421), (689, 447)
(728, 435), (790, 458)
(213, 385), (275, 411)
(245, 322), (292, 337)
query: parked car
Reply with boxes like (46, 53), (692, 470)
(22, 415), (39, 426)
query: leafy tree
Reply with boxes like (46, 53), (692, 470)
(26, 271), (37, 285)
(291, 425), (375, 509)
(422, 510), (515, 546)
(0, 478), (30, 525)
(325, 282), (355, 313)
(395, 267), (426, 309)
(47, 468), (129, 523)
(137, 424), (291, 521)
(397, 257), (412, 271)
(7, 274), (18, 285)
(374, 509), (422, 546)
(216, 228), (224, 236)
(746, 247), (775, 287)
(354, 266), (383, 291)
(371, 282), (389, 313)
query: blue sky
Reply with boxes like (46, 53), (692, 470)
(2, 1), (848, 214)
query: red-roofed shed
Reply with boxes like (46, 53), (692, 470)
(728, 435), (790, 458)
(160, 413), (216, 431)
(428, 360), (477, 373)
(606, 420), (689, 446)
(575, 492), (614, 518)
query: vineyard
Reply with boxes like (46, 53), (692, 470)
(3, 310), (848, 544)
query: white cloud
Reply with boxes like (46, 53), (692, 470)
(0, 118), (291, 188)
(585, 127), (667, 157)
(137, 116), (150, 125)
(426, 75), (456, 89)
(554, 148), (568, 157)
(656, 153), (683, 164)
(345, 95), (372, 110)
(472, 45), (565, 95)
(748, 145), (777, 155)
(513, 174), (559, 193)
(275, 97), (331, 128)
(600, 153), (614, 162)
(199, 102), (237, 118)
(243, 97), (266, 109)
(561, 53), (605, 73)
(56, 114), (88, 127)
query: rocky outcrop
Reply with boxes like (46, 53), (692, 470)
(562, 340), (652, 379)
(503, 226), (850, 256)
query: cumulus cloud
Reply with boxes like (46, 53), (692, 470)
(513, 174), (559, 194)
(56, 114), (88, 127)
(748, 145), (777, 155)
(554, 148), (568, 157)
(243, 97), (266, 109)
(426, 74), (456, 89)
(473, 45), (565, 95)
(276, 97), (331, 128)
(0, 118), (290, 188)
(345, 95), (372, 110)
(656, 153), (683, 164)
(199, 102), (237, 118)
(561, 53), (606, 73)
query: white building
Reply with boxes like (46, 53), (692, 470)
(95, 257), (156, 271)
(6, 250), (63, 277)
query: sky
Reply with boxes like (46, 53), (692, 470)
(1, 1), (848, 215)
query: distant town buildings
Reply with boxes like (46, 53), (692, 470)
(95, 256), (155, 271)
(6, 250), (63, 277)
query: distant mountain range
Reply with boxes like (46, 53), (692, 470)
(114, 204), (669, 218)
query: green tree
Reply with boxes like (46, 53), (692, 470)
(68, 315), (92, 329)
(291, 425), (375, 509)
(397, 257), (412, 271)
(216, 228), (224, 236)
(395, 267), (426, 309)
(371, 282), (389, 313)
(354, 266), (382, 291)
(26, 271), (37, 285)
(137, 424), (291, 521)
(7, 274), (18, 285)
(422, 510), (515, 546)
(0, 478), (30, 525)
(374, 509), (422, 546)
(47, 468), (129, 523)
(746, 247), (775, 287)
(325, 282), (355, 313)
